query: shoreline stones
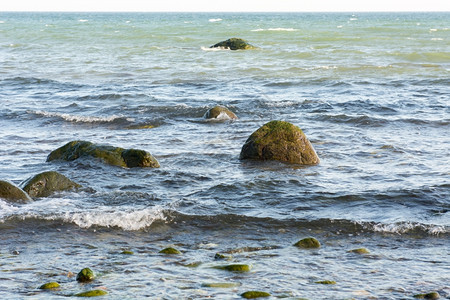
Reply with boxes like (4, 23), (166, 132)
(21, 171), (81, 198)
(0, 180), (33, 203)
(204, 106), (238, 120)
(210, 38), (255, 50)
(240, 120), (320, 165)
(47, 140), (159, 168)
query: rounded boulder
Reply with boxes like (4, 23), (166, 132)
(204, 106), (238, 120)
(0, 180), (33, 203)
(21, 171), (81, 198)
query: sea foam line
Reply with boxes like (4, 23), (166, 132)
(30, 110), (133, 123)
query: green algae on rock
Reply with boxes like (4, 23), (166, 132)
(39, 282), (60, 289)
(348, 248), (370, 254)
(202, 282), (241, 288)
(315, 280), (336, 285)
(21, 171), (81, 198)
(414, 292), (440, 299)
(294, 237), (321, 249)
(204, 106), (238, 120)
(120, 250), (134, 255)
(47, 140), (160, 168)
(0, 180), (33, 203)
(76, 268), (95, 282)
(239, 121), (320, 165)
(74, 290), (108, 297)
(159, 247), (181, 255)
(210, 38), (255, 50)
(241, 291), (271, 298)
(215, 264), (251, 272)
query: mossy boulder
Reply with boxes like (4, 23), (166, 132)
(159, 247), (181, 255)
(215, 264), (251, 272)
(294, 237), (321, 249)
(47, 140), (159, 168)
(414, 292), (440, 299)
(240, 121), (320, 165)
(74, 290), (107, 297)
(39, 282), (60, 289)
(210, 38), (255, 50)
(76, 268), (95, 282)
(348, 248), (370, 254)
(204, 106), (238, 120)
(21, 171), (81, 198)
(0, 180), (33, 203)
(241, 291), (271, 298)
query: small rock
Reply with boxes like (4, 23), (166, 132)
(159, 247), (181, 255)
(76, 268), (95, 282)
(214, 253), (232, 260)
(348, 248), (370, 254)
(414, 292), (440, 299)
(39, 282), (60, 289)
(294, 237), (321, 249)
(210, 38), (255, 50)
(241, 291), (271, 298)
(21, 171), (81, 198)
(202, 282), (241, 288)
(204, 106), (238, 120)
(215, 264), (251, 272)
(74, 290), (107, 297)
(315, 280), (336, 285)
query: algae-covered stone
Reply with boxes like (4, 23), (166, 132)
(204, 106), (238, 120)
(414, 292), (440, 299)
(315, 280), (336, 285)
(0, 180), (33, 203)
(216, 264), (251, 272)
(75, 290), (107, 297)
(214, 253), (232, 260)
(121, 250), (134, 255)
(241, 291), (271, 298)
(240, 121), (320, 165)
(348, 248), (370, 254)
(39, 282), (60, 289)
(76, 268), (95, 282)
(210, 38), (255, 50)
(21, 171), (81, 198)
(202, 282), (241, 288)
(159, 247), (181, 255)
(294, 237), (321, 249)
(47, 140), (159, 168)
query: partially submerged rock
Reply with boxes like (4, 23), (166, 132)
(241, 291), (271, 298)
(47, 140), (159, 168)
(204, 106), (238, 120)
(159, 247), (181, 255)
(202, 282), (241, 288)
(215, 264), (251, 272)
(240, 121), (320, 165)
(294, 237), (321, 249)
(21, 171), (81, 198)
(39, 282), (60, 289)
(76, 268), (95, 282)
(0, 180), (33, 203)
(414, 292), (440, 299)
(210, 38), (255, 50)
(348, 248), (370, 254)
(315, 280), (336, 285)
(74, 290), (107, 297)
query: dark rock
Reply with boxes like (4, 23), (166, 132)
(21, 171), (81, 198)
(241, 291), (271, 298)
(204, 106), (238, 120)
(76, 268), (95, 282)
(240, 120), (320, 165)
(294, 237), (321, 249)
(210, 38), (255, 50)
(0, 180), (33, 203)
(47, 140), (159, 168)
(414, 292), (440, 299)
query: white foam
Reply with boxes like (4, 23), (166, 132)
(201, 46), (229, 52)
(78, 19), (88, 23)
(30, 110), (133, 123)
(371, 222), (447, 235)
(429, 28), (438, 32)
(209, 18), (222, 22)
(252, 28), (297, 32)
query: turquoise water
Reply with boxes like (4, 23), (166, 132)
(0, 12), (449, 299)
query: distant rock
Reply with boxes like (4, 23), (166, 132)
(74, 290), (107, 297)
(241, 291), (271, 298)
(47, 140), (160, 168)
(21, 171), (81, 198)
(76, 267), (95, 282)
(204, 106), (238, 120)
(215, 264), (251, 272)
(413, 292), (440, 299)
(294, 237), (321, 249)
(210, 38), (255, 50)
(39, 282), (60, 290)
(240, 120), (320, 165)
(348, 248), (370, 254)
(159, 247), (181, 255)
(0, 180), (33, 203)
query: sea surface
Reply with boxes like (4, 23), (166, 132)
(0, 12), (449, 299)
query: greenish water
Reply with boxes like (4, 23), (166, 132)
(0, 12), (449, 299)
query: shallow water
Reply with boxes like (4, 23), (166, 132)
(0, 12), (449, 299)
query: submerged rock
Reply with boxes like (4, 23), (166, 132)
(241, 291), (271, 298)
(39, 282), (60, 289)
(215, 264), (251, 272)
(204, 106), (238, 120)
(202, 282), (241, 288)
(74, 290), (107, 297)
(21, 171), (81, 198)
(159, 247), (181, 255)
(315, 280), (336, 285)
(294, 237), (321, 249)
(210, 38), (255, 50)
(0, 180), (33, 203)
(76, 268), (95, 282)
(240, 121), (320, 165)
(348, 248), (370, 254)
(47, 140), (159, 168)
(414, 292), (440, 299)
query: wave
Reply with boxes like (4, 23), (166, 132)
(28, 110), (133, 124)
(251, 28), (298, 32)
(208, 18), (222, 22)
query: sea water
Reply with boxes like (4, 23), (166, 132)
(0, 12), (449, 299)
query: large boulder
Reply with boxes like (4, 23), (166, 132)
(21, 171), (81, 198)
(47, 141), (160, 168)
(210, 38), (255, 50)
(0, 180), (33, 203)
(204, 106), (238, 120)
(239, 121), (320, 165)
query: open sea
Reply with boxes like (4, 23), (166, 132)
(0, 12), (449, 299)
